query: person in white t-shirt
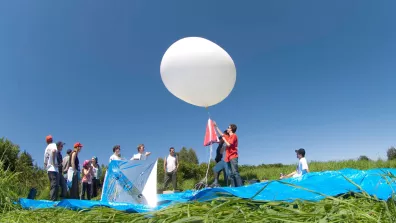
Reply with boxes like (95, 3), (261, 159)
(280, 148), (309, 179)
(163, 147), (179, 191)
(131, 144), (152, 160)
(109, 145), (122, 163)
(43, 135), (59, 201)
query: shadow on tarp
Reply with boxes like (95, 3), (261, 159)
(18, 168), (396, 213)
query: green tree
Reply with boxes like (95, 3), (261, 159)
(178, 147), (199, 164)
(387, 147), (396, 160)
(15, 150), (34, 173)
(0, 137), (20, 171)
(188, 148), (199, 164)
(177, 147), (189, 163)
(18, 150), (34, 167)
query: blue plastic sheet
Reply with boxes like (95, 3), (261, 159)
(19, 168), (396, 213)
(100, 160), (157, 205)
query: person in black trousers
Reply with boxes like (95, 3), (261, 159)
(90, 156), (102, 198)
(56, 141), (67, 198)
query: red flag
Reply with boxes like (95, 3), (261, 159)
(204, 118), (219, 146)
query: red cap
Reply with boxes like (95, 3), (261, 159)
(74, 142), (83, 148)
(46, 135), (53, 142)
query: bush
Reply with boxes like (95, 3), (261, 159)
(387, 147), (396, 160)
(0, 161), (21, 212)
(0, 137), (20, 171)
(358, 155), (370, 161)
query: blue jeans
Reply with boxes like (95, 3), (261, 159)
(213, 160), (229, 184)
(227, 158), (243, 187)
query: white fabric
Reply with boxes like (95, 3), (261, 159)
(67, 167), (74, 184)
(293, 157), (309, 178)
(166, 155), (177, 172)
(109, 154), (121, 163)
(131, 153), (147, 160)
(160, 37), (236, 107)
(43, 143), (58, 172)
(92, 166), (99, 178)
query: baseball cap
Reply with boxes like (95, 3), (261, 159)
(56, 141), (65, 147)
(46, 135), (53, 142)
(66, 149), (72, 154)
(74, 142), (83, 148)
(83, 160), (90, 167)
(295, 148), (306, 156)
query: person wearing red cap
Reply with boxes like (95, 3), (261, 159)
(43, 135), (59, 201)
(66, 142), (83, 199)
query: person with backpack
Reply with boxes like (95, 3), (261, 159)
(56, 141), (67, 198)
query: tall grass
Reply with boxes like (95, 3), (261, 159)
(239, 159), (396, 183)
(0, 161), (22, 213)
(1, 190), (396, 222)
(1, 158), (396, 222)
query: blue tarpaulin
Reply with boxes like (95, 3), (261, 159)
(19, 168), (396, 213)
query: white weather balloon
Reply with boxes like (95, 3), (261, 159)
(160, 37), (236, 107)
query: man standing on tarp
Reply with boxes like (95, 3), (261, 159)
(56, 141), (67, 198)
(163, 147), (179, 191)
(213, 122), (243, 187)
(43, 135), (59, 201)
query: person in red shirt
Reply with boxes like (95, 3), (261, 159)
(213, 121), (243, 187)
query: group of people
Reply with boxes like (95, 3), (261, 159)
(210, 123), (310, 187)
(43, 120), (310, 201)
(43, 136), (102, 201)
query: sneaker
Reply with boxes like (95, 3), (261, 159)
(209, 183), (221, 188)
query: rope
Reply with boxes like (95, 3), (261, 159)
(204, 106), (213, 186)
(205, 106), (211, 119)
(204, 144), (213, 186)
(193, 106), (214, 191)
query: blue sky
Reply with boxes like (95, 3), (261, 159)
(1, 1), (395, 167)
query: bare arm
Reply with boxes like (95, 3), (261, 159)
(164, 157), (167, 172)
(71, 153), (76, 171)
(281, 171), (296, 179)
(222, 137), (230, 147)
(216, 126), (223, 136)
(223, 134), (237, 147)
(213, 121), (225, 136)
(52, 150), (56, 168)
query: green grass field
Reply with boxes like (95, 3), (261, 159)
(1, 159), (396, 222)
